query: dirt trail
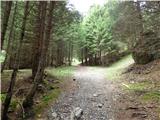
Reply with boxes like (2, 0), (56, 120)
(47, 66), (118, 120)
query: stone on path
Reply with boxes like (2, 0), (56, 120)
(51, 112), (58, 118)
(93, 93), (98, 97)
(71, 107), (83, 120)
(97, 103), (103, 108)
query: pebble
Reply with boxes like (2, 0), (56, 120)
(97, 103), (103, 108)
(93, 94), (98, 97)
(71, 107), (83, 120)
(52, 112), (58, 118)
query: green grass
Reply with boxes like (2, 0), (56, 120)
(35, 66), (75, 117)
(35, 88), (61, 114)
(122, 81), (151, 92)
(46, 66), (75, 78)
(0, 94), (18, 111)
(141, 91), (160, 102)
(105, 54), (134, 80)
(109, 54), (134, 69)
(1, 69), (31, 82)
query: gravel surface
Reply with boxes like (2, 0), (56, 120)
(47, 66), (117, 120)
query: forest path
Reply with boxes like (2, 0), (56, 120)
(47, 66), (118, 120)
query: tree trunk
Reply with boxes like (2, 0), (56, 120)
(2, 2), (29, 120)
(68, 41), (71, 65)
(1, 2), (17, 73)
(31, 2), (45, 79)
(132, 1), (153, 64)
(81, 48), (84, 65)
(71, 44), (73, 64)
(84, 47), (88, 65)
(1, 1), (12, 49)
(23, 1), (55, 108)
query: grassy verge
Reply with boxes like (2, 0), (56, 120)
(1, 66), (75, 118)
(122, 81), (160, 102)
(46, 66), (75, 78)
(105, 54), (134, 80)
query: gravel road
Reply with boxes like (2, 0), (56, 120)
(47, 66), (117, 120)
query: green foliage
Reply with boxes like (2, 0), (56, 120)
(9, 99), (18, 111)
(0, 93), (6, 103)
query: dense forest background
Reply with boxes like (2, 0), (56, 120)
(1, 1), (160, 120)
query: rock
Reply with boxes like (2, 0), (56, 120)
(132, 112), (147, 118)
(71, 107), (83, 120)
(126, 106), (139, 110)
(93, 94), (98, 97)
(52, 112), (58, 118)
(97, 103), (103, 108)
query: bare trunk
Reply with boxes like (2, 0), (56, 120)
(32, 2), (47, 79)
(2, 2), (29, 120)
(23, 1), (55, 108)
(68, 41), (71, 65)
(1, 2), (17, 72)
(1, 1), (12, 49)
(81, 48), (84, 65)
(84, 47), (88, 65)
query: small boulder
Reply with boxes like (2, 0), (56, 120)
(71, 107), (83, 120)
(93, 94), (98, 97)
(97, 103), (103, 108)
(52, 112), (58, 118)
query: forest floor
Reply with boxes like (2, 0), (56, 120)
(1, 55), (160, 120)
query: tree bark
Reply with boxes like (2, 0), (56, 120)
(23, 1), (55, 108)
(1, 1), (12, 49)
(68, 41), (71, 65)
(2, 2), (29, 120)
(1, 2), (17, 73)
(84, 47), (88, 65)
(31, 2), (45, 79)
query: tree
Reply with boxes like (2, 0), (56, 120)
(1, 2), (18, 72)
(31, 2), (46, 79)
(1, 1), (12, 49)
(2, 2), (29, 120)
(23, 1), (55, 108)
